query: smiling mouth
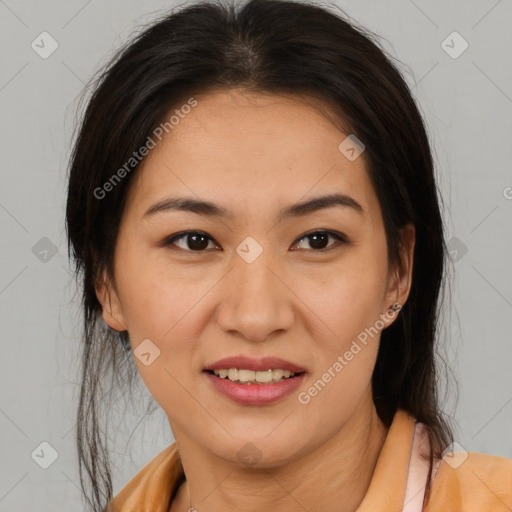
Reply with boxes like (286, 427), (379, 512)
(204, 368), (306, 385)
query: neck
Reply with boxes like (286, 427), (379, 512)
(171, 397), (389, 512)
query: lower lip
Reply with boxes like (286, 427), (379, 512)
(204, 371), (306, 405)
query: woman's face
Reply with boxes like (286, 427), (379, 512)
(97, 88), (413, 466)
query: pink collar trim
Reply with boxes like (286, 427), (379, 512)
(402, 422), (442, 512)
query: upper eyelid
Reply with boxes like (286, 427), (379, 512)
(165, 231), (220, 248)
(292, 231), (347, 250)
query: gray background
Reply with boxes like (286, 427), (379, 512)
(1, 0), (511, 510)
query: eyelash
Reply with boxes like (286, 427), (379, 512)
(162, 230), (348, 254)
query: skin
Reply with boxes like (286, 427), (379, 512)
(96, 88), (415, 512)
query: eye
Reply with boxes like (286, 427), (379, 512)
(162, 229), (348, 253)
(163, 231), (219, 252)
(292, 230), (347, 252)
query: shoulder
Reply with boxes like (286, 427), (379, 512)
(105, 442), (184, 512)
(426, 451), (512, 511)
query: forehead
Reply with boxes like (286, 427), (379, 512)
(125, 88), (380, 225)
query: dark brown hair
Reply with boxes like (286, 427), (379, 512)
(66, 0), (455, 510)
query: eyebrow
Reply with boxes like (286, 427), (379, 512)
(143, 193), (364, 220)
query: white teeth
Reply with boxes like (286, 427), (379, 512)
(272, 369), (284, 382)
(238, 369), (255, 382)
(255, 370), (273, 383)
(212, 368), (297, 384)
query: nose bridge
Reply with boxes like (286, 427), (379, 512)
(216, 239), (294, 341)
(235, 248), (276, 297)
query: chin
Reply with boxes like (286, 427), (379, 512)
(205, 430), (310, 469)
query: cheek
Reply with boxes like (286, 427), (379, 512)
(302, 250), (387, 350)
(115, 244), (202, 338)
(113, 249), (216, 397)
(120, 278), (203, 415)
(293, 246), (387, 414)
(294, 264), (385, 421)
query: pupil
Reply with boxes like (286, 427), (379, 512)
(188, 234), (209, 250)
(310, 233), (328, 250)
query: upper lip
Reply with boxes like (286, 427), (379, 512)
(204, 355), (306, 373)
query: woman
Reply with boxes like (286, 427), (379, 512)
(65, 0), (512, 511)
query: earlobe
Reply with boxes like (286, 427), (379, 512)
(94, 269), (127, 332)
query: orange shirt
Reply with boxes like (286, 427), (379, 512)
(107, 408), (512, 511)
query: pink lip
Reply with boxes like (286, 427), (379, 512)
(204, 371), (307, 405)
(203, 355), (307, 405)
(203, 355), (306, 373)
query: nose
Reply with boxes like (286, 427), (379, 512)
(215, 247), (295, 343)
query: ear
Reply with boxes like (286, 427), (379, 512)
(382, 223), (415, 326)
(94, 269), (127, 332)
